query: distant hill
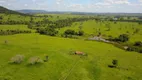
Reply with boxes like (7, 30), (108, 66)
(16, 10), (48, 14)
(17, 10), (142, 17)
(1, 6), (142, 17)
(0, 6), (24, 15)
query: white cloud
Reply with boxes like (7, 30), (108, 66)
(32, 0), (36, 2)
(139, 0), (142, 2)
(68, 4), (84, 9)
(0, 1), (5, 3)
(8, 3), (11, 6)
(56, 0), (64, 5)
(0, 0), (142, 13)
(95, 2), (111, 6)
(24, 4), (28, 7)
(104, 0), (130, 4)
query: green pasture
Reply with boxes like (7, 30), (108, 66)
(0, 25), (31, 30)
(58, 20), (142, 42)
(0, 34), (141, 80)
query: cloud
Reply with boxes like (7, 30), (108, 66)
(104, 0), (130, 4)
(0, 1), (5, 3)
(24, 4), (28, 7)
(32, 0), (36, 2)
(0, 0), (142, 13)
(95, 2), (111, 6)
(56, 0), (64, 5)
(68, 4), (83, 9)
(0, 0), (13, 1)
(139, 0), (142, 2)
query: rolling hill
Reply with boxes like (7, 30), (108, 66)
(16, 9), (48, 14)
(0, 6), (25, 15)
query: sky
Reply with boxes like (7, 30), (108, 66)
(0, 0), (142, 13)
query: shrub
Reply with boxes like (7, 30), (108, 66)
(28, 57), (43, 65)
(46, 26), (58, 36)
(78, 30), (84, 36)
(64, 29), (76, 35)
(37, 27), (58, 36)
(134, 41), (142, 47)
(10, 55), (24, 64)
(139, 49), (142, 53)
(44, 56), (48, 62)
(112, 60), (118, 66)
(126, 46), (135, 51)
(108, 59), (118, 68)
(110, 34), (129, 42)
(118, 34), (129, 42)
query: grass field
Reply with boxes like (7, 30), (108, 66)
(35, 14), (86, 21)
(0, 13), (85, 22)
(0, 33), (142, 80)
(0, 13), (142, 80)
(0, 25), (31, 30)
(58, 20), (142, 43)
(0, 14), (30, 22)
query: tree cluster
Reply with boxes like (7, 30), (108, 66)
(36, 26), (58, 36)
(109, 34), (129, 42)
(63, 29), (84, 38)
(0, 30), (31, 35)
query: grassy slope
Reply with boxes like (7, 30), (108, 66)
(0, 34), (142, 80)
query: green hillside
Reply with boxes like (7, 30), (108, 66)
(0, 6), (24, 15)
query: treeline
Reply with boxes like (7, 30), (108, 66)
(107, 34), (142, 53)
(36, 26), (58, 36)
(30, 17), (95, 36)
(0, 20), (29, 25)
(0, 30), (31, 35)
(126, 41), (142, 53)
(62, 29), (84, 38)
(108, 34), (129, 42)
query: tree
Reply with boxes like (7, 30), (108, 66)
(112, 60), (118, 66)
(118, 34), (129, 42)
(27, 23), (33, 29)
(46, 26), (58, 36)
(37, 28), (47, 35)
(78, 30), (84, 36)
(0, 16), (3, 20)
(64, 29), (76, 35)
(37, 26), (58, 36)
(134, 41), (142, 47)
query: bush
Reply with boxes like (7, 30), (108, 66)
(139, 49), (142, 53)
(134, 41), (142, 47)
(108, 59), (118, 68)
(112, 60), (118, 66)
(64, 29), (76, 35)
(78, 30), (84, 36)
(118, 34), (129, 42)
(110, 34), (129, 42)
(10, 55), (24, 64)
(37, 27), (58, 36)
(46, 26), (58, 36)
(44, 56), (48, 62)
(28, 57), (43, 65)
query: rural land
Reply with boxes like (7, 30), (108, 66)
(0, 1), (142, 80)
